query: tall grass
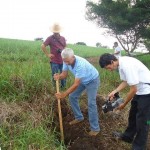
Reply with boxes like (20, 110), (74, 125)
(68, 44), (111, 57)
(0, 38), (113, 102)
(0, 38), (150, 149)
(0, 38), (112, 150)
(1, 123), (60, 150)
(135, 54), (150, 68)
(1, 37), (150, 103)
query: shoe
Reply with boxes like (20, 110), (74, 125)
(88, 130), (99, 136)
(69, 119), (83, 125)
(112, 131), (123, 140)
(112, 131), (133, 143)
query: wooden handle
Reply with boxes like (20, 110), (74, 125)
(56, 80), (64, 141)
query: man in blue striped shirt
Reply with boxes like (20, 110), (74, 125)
(54, 48), (100, 136)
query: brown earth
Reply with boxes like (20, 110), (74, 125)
(53, 95), (131, 150)
(0, 92), (131, 150)
(86, 57), (100, 64)
(1, 57), (131, 149)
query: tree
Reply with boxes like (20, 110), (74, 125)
(76, 42), (87, 46)
(86, 0), (150, 54)
(140, 26), (150, 53)
(144, 39), (150, 53)
(34, 37), (43, 41)
(96, 42), (102, 47)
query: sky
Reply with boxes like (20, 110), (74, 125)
(0, 0), (117, 48)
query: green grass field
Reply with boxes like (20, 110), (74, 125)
(0, 38), (113, 102)
(0, 38), (150, 150)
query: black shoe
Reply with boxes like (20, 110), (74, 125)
(112, 131), (133, 143)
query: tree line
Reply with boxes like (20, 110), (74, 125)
(86, 0), (150, 54)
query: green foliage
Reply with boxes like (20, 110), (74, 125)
(144, 39), (150, 53)
(0, 38), (113, 150)
(1, 123), (59, 150)
(0, 100), (66, 150)
(1, 38), (150, 149)
(96, 42), (102, 47)
(75, 42), (87, 46)
(1, 38), (149, 102)
(34, 37), (43, 41)
(86, 0), (150, 52)
(0, 38), (112, 102)
(68, 44), (111, 57)
(0, 39), (51, 102)
(135, 54), (150, 68)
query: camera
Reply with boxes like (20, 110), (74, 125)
(102, 92), (124, 113)
(57, 49), (62, 53)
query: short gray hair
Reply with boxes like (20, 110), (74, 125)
(61, 48), (74, 59)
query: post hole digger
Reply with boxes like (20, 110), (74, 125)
(56, 79), (64, 141)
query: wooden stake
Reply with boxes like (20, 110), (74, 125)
(56, 80), (64, 141)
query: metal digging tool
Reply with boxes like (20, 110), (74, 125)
(56, 80), (64, 141)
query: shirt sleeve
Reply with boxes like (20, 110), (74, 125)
(63, 37), (67, 47)
(115, 47), (121, 52)
(43, 37), (51, 46)
(62, 62), (69, 71)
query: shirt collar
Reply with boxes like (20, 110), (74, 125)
(71, 57), (76, 68)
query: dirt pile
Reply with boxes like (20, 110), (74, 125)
(53, 95), (131, 150)
(0, 92), (130, 149)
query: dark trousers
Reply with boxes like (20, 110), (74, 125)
(50, 62), (66, 88)
(123, 94), (150, 150)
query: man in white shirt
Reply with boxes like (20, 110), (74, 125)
(99, 53), (150, 150)
(113, 42), (121, 59)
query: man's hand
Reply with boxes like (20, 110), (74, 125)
(108, 81), (128, 101)
(117, 103), (126, 110)
(108, 90), (117, 101)
(55, 92), (67, 99)
(48, 54), (55, 58)
(54, 73), (60, 81)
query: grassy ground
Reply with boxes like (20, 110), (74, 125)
(0, 38), (112, 102)
(0, 38), (150, 150)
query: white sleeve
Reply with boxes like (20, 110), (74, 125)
(115, 47), (121, 52)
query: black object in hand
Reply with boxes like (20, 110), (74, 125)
(102, 92), (124, 113)
(57, 49), (62, 53)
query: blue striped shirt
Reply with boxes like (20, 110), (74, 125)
(63, 55), (99, 84)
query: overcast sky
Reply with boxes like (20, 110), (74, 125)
(0, 0), (117, 47)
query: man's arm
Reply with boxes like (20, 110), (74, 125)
(109, 81), (128, 98)
(59, 71), (68, 80)
(114, 51), (120, 54)
(41, 44), (54, 58)
(115, 81), (128, 93)
(54, 71), (68, 80)
(118, 85), (137, 110)
(55, 78), (80, 99)
(123, 85), (137, 106)
(65, 78), (80, 95)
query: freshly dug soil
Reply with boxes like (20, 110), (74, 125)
(53, 95), (131, 150)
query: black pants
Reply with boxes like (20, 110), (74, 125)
(123, 94), (150, 150)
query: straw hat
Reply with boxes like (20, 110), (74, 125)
(50, 23), (61, 33)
